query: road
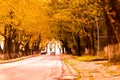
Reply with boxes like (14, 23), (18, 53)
(0, 55), (76, 80)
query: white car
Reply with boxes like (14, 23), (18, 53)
(40, 49), (47, 55)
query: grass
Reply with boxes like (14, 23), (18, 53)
(107, 70), (118, 76)
(73, 55), (106, 62)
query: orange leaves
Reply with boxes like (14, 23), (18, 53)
(0, 0), (52, 43)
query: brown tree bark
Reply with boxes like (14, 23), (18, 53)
(102, 0), (120, 62)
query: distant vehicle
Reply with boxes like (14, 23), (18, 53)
(40, 50), (47, 55)
(40, 48), (47, 55)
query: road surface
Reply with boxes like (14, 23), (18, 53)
(0, 55), (76, 80)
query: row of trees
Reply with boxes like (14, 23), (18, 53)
(47, 0), (106, 56)
(0, 0), (120, 62)
(101, 0), (120, 62)
(0, 0), (50, 59)
(47, 0), (120, 62)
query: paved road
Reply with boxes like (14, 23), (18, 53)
(0, 55), (76, 80)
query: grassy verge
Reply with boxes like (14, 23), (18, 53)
(74, 55), (107, 62)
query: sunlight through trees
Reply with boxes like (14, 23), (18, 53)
(0, 0), (120, 62)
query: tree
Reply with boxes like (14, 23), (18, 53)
(47, 0), (105, 56)
(0, 0), (51, 59)
(96, 0), (120, 62)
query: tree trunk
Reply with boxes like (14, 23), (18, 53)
(90, 28), (95, 56)
(76, 34), (81, 56)
(85, 35), (91, 55)
(60, 40), (72, 54)
(3, 25), (12, 59)
(102, 0), (120, 62)
(35, 34), (41, 52)
(72, 33), (81, 56)
(25, 42), (29, 55)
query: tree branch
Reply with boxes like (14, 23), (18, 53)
(0, 32), (5, 37)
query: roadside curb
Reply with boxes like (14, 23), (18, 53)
(60, 61), (78, 80)
(0, 54), (39, 64)
(65, 62), (79, 77)
(60, 54), (78, 78)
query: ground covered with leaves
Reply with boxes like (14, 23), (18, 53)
(62, 54), (120, 80)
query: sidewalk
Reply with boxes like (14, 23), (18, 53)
(62, 54), (120, 80)
(0, 54), (40, 64)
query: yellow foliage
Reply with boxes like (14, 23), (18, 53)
(0, 0), (52, 40)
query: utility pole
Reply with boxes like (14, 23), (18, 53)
(96, 18), (99, 57)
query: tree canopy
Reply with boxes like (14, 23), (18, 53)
(0, 0), (120, 62)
